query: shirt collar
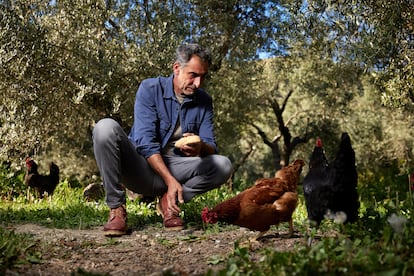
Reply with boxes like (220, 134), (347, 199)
(163, 74), (175, 99)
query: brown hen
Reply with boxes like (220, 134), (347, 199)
(202, 159), (305, 239)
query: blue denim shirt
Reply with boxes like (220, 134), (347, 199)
(128, 75), (217, 159)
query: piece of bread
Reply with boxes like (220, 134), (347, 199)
(175, 135), (201, 148)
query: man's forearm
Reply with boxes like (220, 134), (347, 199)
(147, 154), (176, 185)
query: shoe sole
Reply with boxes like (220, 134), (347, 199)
(103, 229), (127, 237)
(163, 225), (184, 231)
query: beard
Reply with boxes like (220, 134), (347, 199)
(181, 86), (197, 96)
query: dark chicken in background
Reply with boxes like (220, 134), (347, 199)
(202, 159), (305, 240)
(303, 132), (359, 226)
(25, 157), (60, 198)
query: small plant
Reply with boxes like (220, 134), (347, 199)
(0, 162), (26, 200)
(0, 227), (41, 272)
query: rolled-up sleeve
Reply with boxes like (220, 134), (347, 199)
(129, 79), (162, 158)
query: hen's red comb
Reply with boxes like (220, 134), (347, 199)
(316, 138), (323, 148)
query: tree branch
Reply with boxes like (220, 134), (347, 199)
(250, 123), (273, 148)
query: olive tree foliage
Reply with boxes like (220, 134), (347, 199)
(0, 0), (284, 180)
(1, 0), (411, 184)
(289, 0), (414, 172)
(212, 0), (414, 178)
(214, 0), (368, 176)
(346, 77), (414, 173)
(1, 1), (132, 177)
(354, 0), (414, 109)
(0, 0), (186, 177)
(282, 0), (414, 108)
(246, 54), (363, 172)
(214, 0), (414, 180)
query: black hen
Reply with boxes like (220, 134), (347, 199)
(25, 157), (60, 198)
(303, 133), (359, 226)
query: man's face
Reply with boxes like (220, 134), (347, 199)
(173, 55), (209, 96)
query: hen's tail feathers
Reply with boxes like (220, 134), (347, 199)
(324, 209), (348, 224)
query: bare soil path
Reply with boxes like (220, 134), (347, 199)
(6, 223), (305, 275)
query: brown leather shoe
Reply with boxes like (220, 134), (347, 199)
(156, 194), (184, 231)
(103, 205), (127, 236)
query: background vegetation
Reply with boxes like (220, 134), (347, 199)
(1, 0), (413, 181)
(0, 0), (413, 274)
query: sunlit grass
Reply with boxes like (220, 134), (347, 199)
(0, 180), (107, 229)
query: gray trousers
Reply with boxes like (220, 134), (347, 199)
(92, 118), (233, 209)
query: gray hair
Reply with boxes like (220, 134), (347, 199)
(175, 43), (212, 67)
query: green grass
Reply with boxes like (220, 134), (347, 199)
(0, 180), (107, 229)
(1, 164), (414, 275)
(0, 227), (42, 273)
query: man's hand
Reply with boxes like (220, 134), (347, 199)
(179, 142), (202, 156)
(165, 178), (184, 214)
(146, 154), (184, 213)
(178, 133), (202, 156)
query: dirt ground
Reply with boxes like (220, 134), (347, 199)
(5, 223), (306, 275)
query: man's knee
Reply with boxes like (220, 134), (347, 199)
(93, 118), (121, 145)
(212, 155), (233, 183)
